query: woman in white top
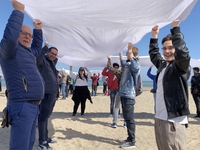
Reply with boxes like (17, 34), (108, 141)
(70, 66), (92, 116)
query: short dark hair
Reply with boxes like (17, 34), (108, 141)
(193, 67), (199, 72)
(49, 47), (58, 52)
(113, 63), (119, 68)
(162, 34), (172, 45)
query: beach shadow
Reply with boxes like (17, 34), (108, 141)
(56, 128), (119, 146)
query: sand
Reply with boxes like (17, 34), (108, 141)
(0, 87), (199, 150)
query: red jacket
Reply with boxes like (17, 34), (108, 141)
(91, 73), (100, 85)
(102, 67), (118, 89)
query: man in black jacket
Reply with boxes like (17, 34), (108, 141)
(149, 21), (190, 150)
(36, 42), (58, 150)
(191, 67), (200, 118)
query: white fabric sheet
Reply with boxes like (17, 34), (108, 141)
(17, 0), (198, 67)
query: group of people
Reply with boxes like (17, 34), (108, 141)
(0, 1), (199, 150)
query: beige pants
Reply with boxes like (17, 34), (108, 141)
(154, 118), (186, 150)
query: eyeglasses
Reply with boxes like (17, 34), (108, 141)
(21, 30), (33, 38)
(50, 51), (58, 56)
(162, 46), (174, 51)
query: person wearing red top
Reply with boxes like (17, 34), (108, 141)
(91, 73), (100, 96)
(102, 63), (119, 117)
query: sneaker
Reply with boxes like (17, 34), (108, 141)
(111, 123), (117, 128)
(47, 138), (57, 144)
(109, 114), (113, 118)
(118, 114), (122, 118)
(120, 141), (136, 149)
(123, 123), (127, 128)
(38, 141), (53, 150)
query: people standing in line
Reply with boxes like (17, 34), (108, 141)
(149, 21), (190, 150)
(107, 56), (126, 128)
(0, 1), (44, 150)
(36, 42), (58, 150)
(91, 73), (100, 96)
(60, 68), (68, 99)
(147, 65), (157, 113)
(118, 43), (140, 149)
(70, 66), (93, 116)
(191, 67), (200, 118)
(102, 63), (119, 117)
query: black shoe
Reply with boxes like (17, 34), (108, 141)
(72, 113), (76, 116)
(47, 138), (57, 144)
(194, 115), (200, 118)
(38, 141), (52, 150)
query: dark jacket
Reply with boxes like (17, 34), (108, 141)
(0, 10), (44, 101)
(37, 46), (58, 94)
(191, 73), (200, 95)
(149, 27), (190, 119)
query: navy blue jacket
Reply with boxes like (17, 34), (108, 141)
(36, 46), (58, 94)
(0, 10), (44, 101)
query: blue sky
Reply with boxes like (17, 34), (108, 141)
(0, 1), (200, 81)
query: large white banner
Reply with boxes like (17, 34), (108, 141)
(17, 0), (198, 67)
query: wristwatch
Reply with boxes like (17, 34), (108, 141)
(127, 51), (133, 54)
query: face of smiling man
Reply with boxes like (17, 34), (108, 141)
(162, 40), (175, 63)
(18, 25), (33, 47)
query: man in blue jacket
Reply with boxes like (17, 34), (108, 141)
(0, 1), (44, 150)
(118, 43), (140, 149)
(36, 42), (58, 150)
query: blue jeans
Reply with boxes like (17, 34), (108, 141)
(8, 101), (39, 150)
(61, 83), (66, 98)
(38, 94), (56, 144)
(121, 97), (136, 142)
(109, 89), (118, 114)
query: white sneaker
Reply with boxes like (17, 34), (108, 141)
(109, 114), (113, 118)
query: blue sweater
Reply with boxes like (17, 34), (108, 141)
(0, 10), (44, 101)
(147, 68), (157, 89)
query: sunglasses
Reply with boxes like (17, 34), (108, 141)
(162, 46), (174, 51)
(21, 30), (33, 38)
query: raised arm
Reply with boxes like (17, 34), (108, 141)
(30, 19), (43, 57)
(69, 66), (77, 79)
(0, 0), (24, 59)
(147, 66), (155, 80)
(107, 57), (121, 79)
(171, 21), (190, 73)
(36, 42), (49, 67)
(149, 25), (165, 69)
(84, 67), (92, 78)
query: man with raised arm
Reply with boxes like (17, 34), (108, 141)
(149, 21), (190, 150)
(0, 0), (44, 150)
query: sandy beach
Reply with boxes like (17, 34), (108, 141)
(0, 87), (199, 150)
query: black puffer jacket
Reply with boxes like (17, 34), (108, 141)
(149, 27), (190, 119)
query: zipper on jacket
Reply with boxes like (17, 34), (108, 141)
(22, 76), (27, 92)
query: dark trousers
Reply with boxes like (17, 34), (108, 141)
(72, 88), (88, 115)
(8, 101), (39, 150)
(103, 84), (107, 94)
(121, 97), (136, 142)
(91, 84), (97, 96)
(110, 89), (118, 114)
(192, 94), (200, 116)
(38, 94), (56, 144)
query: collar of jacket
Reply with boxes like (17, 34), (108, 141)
(19, 43), (31, 52)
